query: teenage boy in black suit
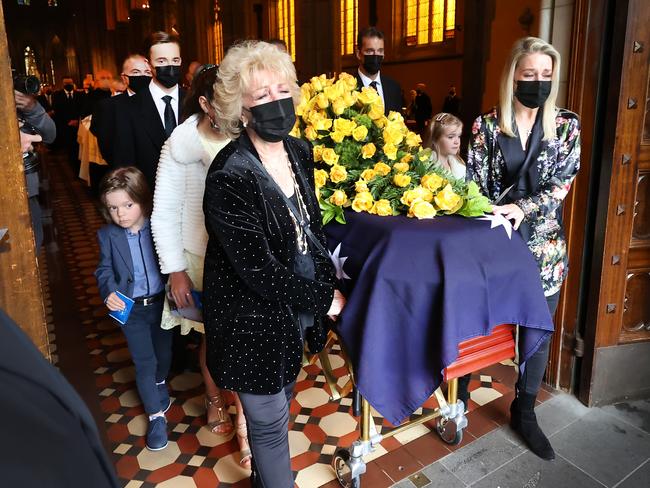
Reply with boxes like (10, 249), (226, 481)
(355, 26), (403, 115)
(113, 31), (185, 190)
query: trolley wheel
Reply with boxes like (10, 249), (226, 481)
(332, 449), (361, 487)
(436, 418), (463, 445)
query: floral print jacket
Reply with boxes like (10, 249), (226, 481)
(467, 107), (581, 296)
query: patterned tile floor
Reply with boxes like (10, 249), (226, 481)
(43, 151), (554, 488)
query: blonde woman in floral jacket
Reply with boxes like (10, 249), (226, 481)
(465, 37), (580, 461)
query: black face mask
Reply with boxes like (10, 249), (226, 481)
(155, 65), (181, 89)
(362, 54), (383, 76)
(247, 97), (296, 143)
(63, 84), (74, 92)
(127, 75), (152, 93)
(514, 80), (552, 109)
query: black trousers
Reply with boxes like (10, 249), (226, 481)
(515, 292), (560, 395)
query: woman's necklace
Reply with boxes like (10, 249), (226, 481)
(283, 152), (310, 255)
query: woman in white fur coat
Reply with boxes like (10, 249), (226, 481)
(151, 65), (251, 467)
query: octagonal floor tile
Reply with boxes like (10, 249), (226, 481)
(295, 386), (330, 409)
(319, 412), (358, 437)
(288, 430), (311, 457)
(137, 441), (181, 471)
(212, 452), (250, 483)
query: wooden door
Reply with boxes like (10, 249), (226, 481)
(579, 0), (650, 405)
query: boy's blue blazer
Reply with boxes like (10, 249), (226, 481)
(95, 224), (136, 301)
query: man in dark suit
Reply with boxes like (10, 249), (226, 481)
(52, 76), (84, 169)
(354, 26), (403, 115)
(113, 31), (184, 190)
(91, 54), (152, 168)
(0, 308), (119, 487)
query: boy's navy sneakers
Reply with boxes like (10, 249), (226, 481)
(146, 416), (168, 451)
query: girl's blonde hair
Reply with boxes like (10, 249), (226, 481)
(98, 167), (152, 223)
(499, 36), (561, 140)
(423, 112), (465, 165)
(212, 40), (301, 140)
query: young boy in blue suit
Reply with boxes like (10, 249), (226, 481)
(95, 166), (172, 450)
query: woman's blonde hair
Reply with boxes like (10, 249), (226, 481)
(423, 112), (465, 165)
(499, 36), (561, 140)
(212, 40), (301, 140)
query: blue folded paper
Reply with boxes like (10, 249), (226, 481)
(108, 291), (134, 325)
(166, 286), (203, 322)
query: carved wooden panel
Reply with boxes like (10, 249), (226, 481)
(632, 172), (650, 241)
(621, 271), (650, 342)
(641, 63), (650, 144)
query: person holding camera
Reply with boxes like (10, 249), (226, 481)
(14, 75), (56, 251)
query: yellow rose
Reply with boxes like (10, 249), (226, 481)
(405, 131), (422, 148)
(329, 189), (348, 206)
(371, 199), (393, 216)
(352, 125), (368, 142)
(339, 72), (358, 91)
(355, 180), (369, 193)
(313, 118), (333, 131)
(368, 104), (384, 121)
(304, 125), (317, 141)
(330, 164), (348, 183)
(296, 98), (308, 117)
(360, 168), (377, 181)
(373, 162), (391, 176)
(324, 84), (342, 102)
(383, 143), (398, 160)
(408, 199), (437, 219)
(310, 76), (324, 92)
(289, 121), (301, 138)
(313, 144), (325, 162)
(333, 118), (356, 136)
(358, 86), (381, 106)
(434, 184), (463, 212)
(400, 186), (432, 206)
(343, 92), (357, 107)
(332, 97), (347, 115)
(393, 162), (409, 173)
(383, 125), (404, 146)
(388, 111), (405, 123)
(393, 173), (411, 187)
(315, 93), (329, 109)
(400, 153), (414, 164)
(330, 131), (345, 143)
(322, 148), (340, 166)
(421, 173), (446, 192)
(361, 143), (376, 159)
(374, 114), (388, 128)
(314, 169), (328, 188)
(351, 191), (374, 212)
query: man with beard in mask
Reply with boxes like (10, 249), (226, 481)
(92, 54), (152, 168)
(113, 31), (185, 190)
(354, 26), (402, 115)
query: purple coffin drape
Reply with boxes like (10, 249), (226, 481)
(323, 212), (554, 425)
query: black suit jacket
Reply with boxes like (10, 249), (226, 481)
(202, 133), (336, 395)
(0, 309), (118, 488)
(91, 92), (130, 166)
(355, 72), (403, 115)
(113, 86), (185, 189)
(52, 89), (84, 125)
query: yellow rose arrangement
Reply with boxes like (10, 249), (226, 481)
(292, 73), (492, 223)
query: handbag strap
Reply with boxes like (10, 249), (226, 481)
(237, 144), (329, 257)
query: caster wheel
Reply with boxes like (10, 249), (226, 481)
(437, 418), (463, 445)
(332, 449), (361, 487)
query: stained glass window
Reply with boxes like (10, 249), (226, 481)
(277, 0), (296, 61)
(405, 0), (456, 46)
(340, 0), (358, 55)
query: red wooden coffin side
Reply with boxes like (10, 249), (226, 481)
(443, 324), (516, 381)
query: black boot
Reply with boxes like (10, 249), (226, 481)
(510, 392), (555, 460)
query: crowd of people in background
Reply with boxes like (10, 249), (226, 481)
(9, 22), (579, 487)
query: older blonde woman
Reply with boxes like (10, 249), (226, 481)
(151, 66), (251, 467)
(466, 37), (581, 460)
(202, 41), (345, 487)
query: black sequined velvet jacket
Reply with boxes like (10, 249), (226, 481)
(202, 133), (336, 394)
